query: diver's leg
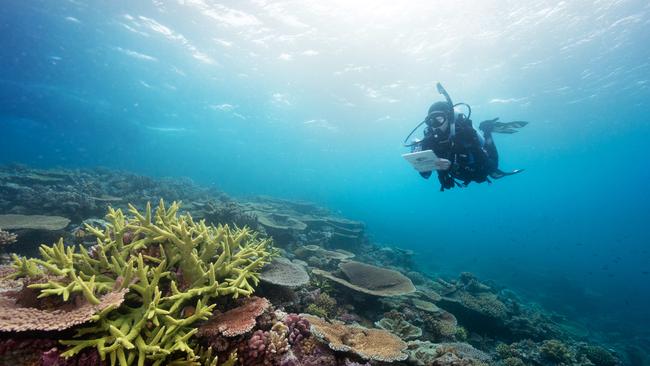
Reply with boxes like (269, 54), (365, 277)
(479, 123), (499, 170)
(484, 132), (498, 166)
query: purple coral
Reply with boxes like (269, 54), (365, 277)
(0, 338), (57, 365)
(284, 313), (310, 345)
(342, 358), (371, 366)
(239, 330), (268, 364)
(41, 347), (104, 366)
(238, 323), (291, 365)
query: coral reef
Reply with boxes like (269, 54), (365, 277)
(495, 339), (622, 366)
(0, 166), (632, 366)
(540, 339), (574, 363)
(406, 340), (491, 366)
(194, 200), (260, 231)
(1, 200), (275, 365)
(303, 291), (338, 318)
(578, 344), (619, 366)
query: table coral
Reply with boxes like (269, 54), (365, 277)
(312, 261), (415, 297)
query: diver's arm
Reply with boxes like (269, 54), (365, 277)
(437, 170), (455, 191)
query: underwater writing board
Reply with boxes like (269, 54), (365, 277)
(402, 150), (447, 172)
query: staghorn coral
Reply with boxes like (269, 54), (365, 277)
(303, 314), (408, 362)
(198, 296), (271, 337)
(4, 200), (275, 366)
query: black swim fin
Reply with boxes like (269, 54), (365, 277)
(490, 168), (524, 179)
(493, 121), (529, 134)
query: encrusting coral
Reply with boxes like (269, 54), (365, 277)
(1, 200), (276, 366)
(302, 314), (408, 362)
(198, 296), (271, 338)
(375, 311), (422, 340)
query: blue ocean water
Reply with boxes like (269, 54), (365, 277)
(1, 0), (649, 350)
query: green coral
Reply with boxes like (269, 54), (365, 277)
(9, 200), (276, 366)
(455, 326), (468, 342)
(496, 343), (517, 359)
(303, 290), (337, 318)
(305, 303), (330, 318)
(540, 339), (573, 364)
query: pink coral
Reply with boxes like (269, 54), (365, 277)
(198, 296), (271, 337)
(284, 313), (310, 345)
(238, 322), (291, 365)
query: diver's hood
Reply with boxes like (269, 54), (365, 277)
(428, 101), (452, 116)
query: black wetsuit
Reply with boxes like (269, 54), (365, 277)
(418, 117), (498, 191)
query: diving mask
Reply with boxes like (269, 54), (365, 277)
(425, 111), (448, 128)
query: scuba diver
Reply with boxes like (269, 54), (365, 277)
(404, 83), (528, 191)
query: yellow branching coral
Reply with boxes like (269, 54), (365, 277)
(7, 200), (276, 366)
